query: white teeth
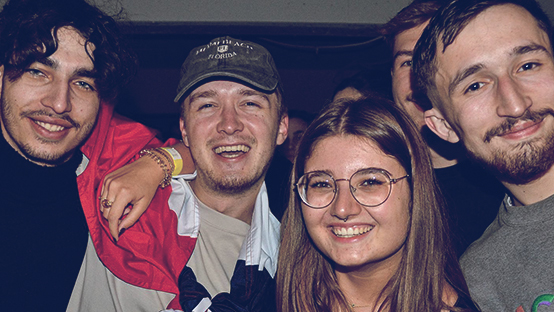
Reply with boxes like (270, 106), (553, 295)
(332, 226), (373, 238)
(35, 121), (65, 132)
(214, 145), (250, 155)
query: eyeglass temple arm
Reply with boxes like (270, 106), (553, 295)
(391, 174), (410, 184)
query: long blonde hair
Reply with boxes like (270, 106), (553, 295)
(276, 97), (475, 312)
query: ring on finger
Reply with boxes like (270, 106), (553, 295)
(101, 198), (113, 209)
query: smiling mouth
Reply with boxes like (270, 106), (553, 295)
(500, 120), (540, 136)
(214, 144), (250, 158)
(34, 120), (66, 132)
(332, 226), (373, 238)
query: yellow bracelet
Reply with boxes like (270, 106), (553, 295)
(161, 147), (183, 176)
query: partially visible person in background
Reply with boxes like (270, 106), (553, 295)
(382, 0), (505, 256)
(269, 109), (314, 219)
(278, 109), (313, 163)
(332, 69), (393, 102)
(277, 97), (477, 312)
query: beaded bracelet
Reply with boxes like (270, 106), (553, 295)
(153, 147), (175, 175)
(139, 148), (174, 188)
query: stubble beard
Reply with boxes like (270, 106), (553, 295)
(194, 136), (276, 196)
(468, 109), (554, 185)
(197, 156), (273, 195)
(0, 93), (95, 166)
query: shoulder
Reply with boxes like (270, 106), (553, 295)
(441, 284), (479, 312)
(442, 283), (458, 308)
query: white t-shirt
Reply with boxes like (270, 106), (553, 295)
(186, 193), (250, 296)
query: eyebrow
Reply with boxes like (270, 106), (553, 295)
(239, 89), (271, 104)
(448, 44), (550, 95)
(511, 43), (548, 56)
(393, 50), (413, 64)
(448, 63), (484, 95)
(188, 87), (272, 108)
(36, 57), (96, 79)
(188, 90), (217, 104)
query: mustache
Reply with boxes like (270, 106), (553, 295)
(483, 108), (554, 143)
(21, 110), (80, 129)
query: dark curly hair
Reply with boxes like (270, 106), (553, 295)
(0, 0), (137, 100)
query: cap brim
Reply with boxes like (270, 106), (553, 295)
(174, 71), (279, 103)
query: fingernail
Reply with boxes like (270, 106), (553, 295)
(119, 228), (127, 237)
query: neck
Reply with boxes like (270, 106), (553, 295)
(1, 125), (68, 167)
(502, 165), (554, 206)
(335, 253), (401, 311)
(189, 177), (263, 225)
(429, 148), (458, 169)
(422, 127), (460, 169)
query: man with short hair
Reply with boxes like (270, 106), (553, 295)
(413, 0), (554, 310)
(381, 0), (505, 256)
(63, 36), (287, 312)
(168, 36), (287, 311)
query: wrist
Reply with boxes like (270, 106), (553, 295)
(161, 147), (183, 176)
(138, 148), (174, 188)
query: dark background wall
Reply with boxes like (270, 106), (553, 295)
(4, 0), (548, 139)
(117, 24), (394, 139)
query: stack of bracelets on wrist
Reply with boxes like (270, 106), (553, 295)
(138, 148), (176, 188)
(161, 147), (183, 176)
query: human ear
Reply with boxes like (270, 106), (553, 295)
(275, 114), (289, 146)
(179, 117), (189, 147)
(424, 108), (460, 143)
(0, 66), (4, 93)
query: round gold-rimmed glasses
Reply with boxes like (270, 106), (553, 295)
(296, 168), (410, 208)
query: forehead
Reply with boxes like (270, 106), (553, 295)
(333, 87), (363, 101)
(186, 80), (277, 103)
(50, 27), (95, 70)
(306, 135), (402, 175)
(436, 4), (552, 85)
(393, 20), (429, 54)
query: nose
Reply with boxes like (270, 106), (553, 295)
(496, 76), (531, 118)
(41, 80), (71, 114)
(330, 181), (362, 221)
(217, 104), (244, 134)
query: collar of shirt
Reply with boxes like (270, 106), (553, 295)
(168, 172), (279, 277)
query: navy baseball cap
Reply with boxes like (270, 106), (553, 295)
(174, 36), (281, 103)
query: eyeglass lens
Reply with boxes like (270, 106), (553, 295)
(298, 169), (393, 208)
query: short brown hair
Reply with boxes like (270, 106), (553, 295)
(412, 0), (553, 109)
(381, 0), (447, 52)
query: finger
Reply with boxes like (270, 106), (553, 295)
(99, 197), (105, 213)
(100, 197), (114, 215)
(117, 201), (147, 236)
(108, 198), (128, 241)
(100, 173), (114, 203)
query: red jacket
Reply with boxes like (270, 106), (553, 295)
(77, 103), (194, 310)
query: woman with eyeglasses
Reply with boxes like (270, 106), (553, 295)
(276, 97), (478, 312)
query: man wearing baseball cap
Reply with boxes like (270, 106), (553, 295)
(70, 36), (287, 312)
(172, 36), (288, 311)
